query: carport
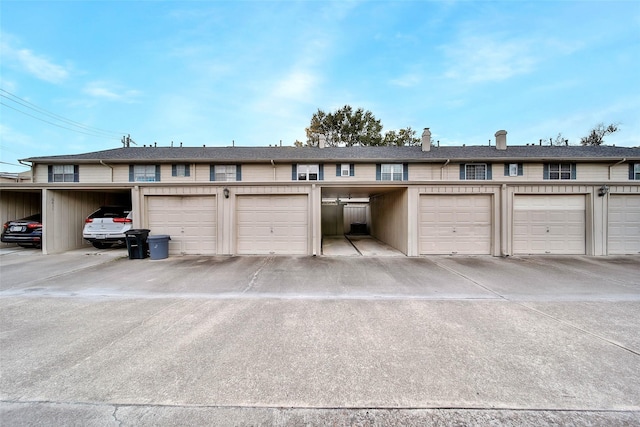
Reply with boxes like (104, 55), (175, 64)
(1, 184), (134, 254)
(41, 187), (131, 254)
(0, 188), (42, 248)
(320, 185), (409, 255)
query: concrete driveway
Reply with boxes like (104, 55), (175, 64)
(1, 248), (639, 426)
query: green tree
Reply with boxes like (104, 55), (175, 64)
(580, 123), (619, 146)
(305, 105), (383, 147)
(383, 127), (421, 146)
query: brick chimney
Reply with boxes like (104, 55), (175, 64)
(318, 134), (326, 149)
(495, 130), (507, 150)
(421, 128), (431, 152)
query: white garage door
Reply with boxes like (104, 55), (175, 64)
(608, 195), (640, 254)
(513, 195), (585, 255)
(237, 195), (308, 255)
(147, 196), (217, 255)
(419, 195), (492, 255)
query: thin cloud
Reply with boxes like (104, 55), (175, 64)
(1, 35), (70, 84)
(390, 73), (422, 88)
(83, 82), (141, 103)
(441, 34), (536, 83)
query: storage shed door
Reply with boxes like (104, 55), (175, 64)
(237, 195), (308, 255)
(513, 195), (585, 255)
(147, 196), (217, 255)
(419, 195), (492, 255)
(608, 195), (640, 254)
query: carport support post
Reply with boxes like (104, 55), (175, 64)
(312, 184), (320, 256)
(132, 186), (142, 228)
(41, 189), (52, 254)
(407, 187), (420, 256)
(500, 184), (508, 256)
(41, 188), (53, 255)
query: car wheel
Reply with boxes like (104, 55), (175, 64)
(92, 242), (112, 249)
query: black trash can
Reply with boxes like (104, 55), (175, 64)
(148, 235), (171, 260)
(124, 229), (150, 259)
(350, 222), (367, 235)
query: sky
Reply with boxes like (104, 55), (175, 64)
(1, 0), (639, 173)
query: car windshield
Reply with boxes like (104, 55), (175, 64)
(88, 207), (131, 219)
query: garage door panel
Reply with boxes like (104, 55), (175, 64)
(513, 195), (585, 255)
(608, 195), (640, 254)
(419, 195), (492, 255)
(147, 196), (217, 255)
(237, 195), (308, 255)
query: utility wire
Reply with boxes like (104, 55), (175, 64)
(0, 88), (127, 138)
(0, 161), (29, 168)
(1, 101), (122, 140)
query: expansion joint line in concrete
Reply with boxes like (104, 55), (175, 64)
(517, 303), (640, 357)
(432, 259), (640, 358)
(431, 259), (506, 300)
(344, 235), (363, 256)
(2, 400), (639, 413)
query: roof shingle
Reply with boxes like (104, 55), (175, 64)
(22, 144), (640, 164)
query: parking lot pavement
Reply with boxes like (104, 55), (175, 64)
(1, 249), (639, 426)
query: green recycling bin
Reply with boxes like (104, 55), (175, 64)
(147, 235), (171, 260)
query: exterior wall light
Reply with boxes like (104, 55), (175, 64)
(223, 187), (230, 199)
(598, 185), (609, 197)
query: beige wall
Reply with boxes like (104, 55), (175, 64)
(82, 164), (113, 182)
(370, 189), (408, 254)
(35, 161), (638, 184)
(33, 164), (47, 183)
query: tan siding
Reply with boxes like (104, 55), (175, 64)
(235, 185), (310, 195)
(141, 186), (219, 196)
(343, 204), (368, 234)
(33, 164), (48, 183)
(274, 164), (292, 181)
(409, 164), (440, 181)
(370, 189), (407, 254)
(576, 163), (608, 181)
(242, 164), (277, 181)
(354, 164), (377, 181)
(113, 165), (130, 182)
(80, 165), (113, 183)
(194, 164), (212, 182)
(609, 164), (632, 181)
(441, 164), (460, 181)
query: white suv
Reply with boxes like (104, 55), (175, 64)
(83, 206), (133, 249)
